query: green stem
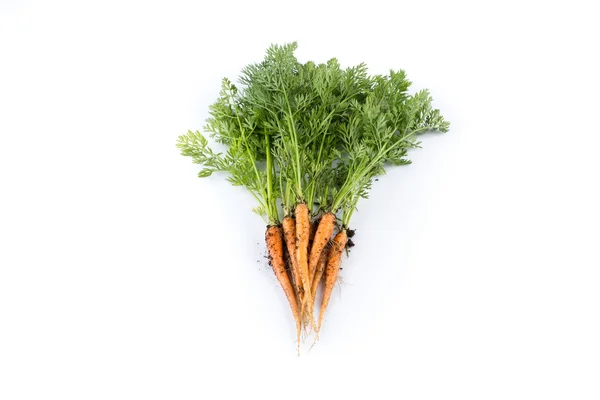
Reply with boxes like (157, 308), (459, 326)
(284, 180), (293, 215)
(332, 156), (369, 211)
(342, 194), (360, 226)
(278, 161), (286, 216)
(249, 191), (266, 208)
(264, 132), (277, 224)
(332, 128), (422, 211)
(231, 90), (267, 204)
(305, 108), (340, 213)
(279, 74), (303, 201)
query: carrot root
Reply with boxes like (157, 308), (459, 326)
(308, 212), (336, 286)
(311, 245), (329, 301)
(295, 203), (315, 329)
(266, 225), (301, 354)
(307, 219), (318, 281)
(282, 216), (303, 309)
(317, 229), (348, 336)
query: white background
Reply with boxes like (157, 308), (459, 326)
(1, 0), (599, 398)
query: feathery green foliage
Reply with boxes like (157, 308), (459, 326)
(331, 72), (449, 225)
(176, 77), (279, 223)
(177, 42), (449, 227)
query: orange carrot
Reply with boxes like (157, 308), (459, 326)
(295, 203), (314, 326)
(307, 218), (319, 283)
(308, 212), (336, 286)
(304, 219), (318, 328)
(266, 225), (301, 352)
(282, 216), (303, 308)
(311, 245), (329, 301)
(317, 229), (348, 334)
(308, 219), (318, 251)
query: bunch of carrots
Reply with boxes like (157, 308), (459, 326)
(177, 43), (449, 352)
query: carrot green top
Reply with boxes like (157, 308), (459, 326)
(176, 78), (280, 225)
(177, 43), (449, 227)
(330, 71), (450, 226)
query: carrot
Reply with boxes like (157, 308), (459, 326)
(311, 245), (329, 301)
(303, 218), (318, 328)
(308, 219), (318, 251)
(282, 216), (303, 308)
(308, 212), (336, 286)
(317, 229), (348, 335)
(307, 218), (319, 283)
(295, 202), (314, 326)
(266, 225), (301, 352)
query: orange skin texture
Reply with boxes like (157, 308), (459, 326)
(307, 220), (318, 283)
(282, 216), (303, 308)
(311, 245), (329, 301)
(308, 220), (318, 251)
(308, 212), (336, 286)
(318, 230), (348, 333)
(266, 225), (301, 350)
(294, 203), (314, 326)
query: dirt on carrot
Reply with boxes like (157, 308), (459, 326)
(311, 245), (329, 301)
(295, 203), (314, 326)
(317, 229), (348, 335)
(266, 225), (301, 353)
(308, 219), (318, 251)
(308, 212), (336, 286)
(282, 216), (303, 308)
